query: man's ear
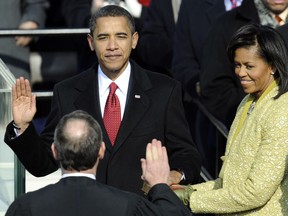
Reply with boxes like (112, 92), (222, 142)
(51, 143), (57, 160)
(87, 34), (95, 51)
(98, 142), (106, 160)
(132, 31), (139, 49)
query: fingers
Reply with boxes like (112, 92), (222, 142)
(31, 94), (37, 110)
(20, 77), (26, 97)
(146, 139), (164, 162)
(151, 140), (159, 160)
(145, 142), (152, 162)
(143, 139), (170, 186)
(15, 21), (37, 47)
(12, 84), (17, 102)
(140, 158), (146, 181)
(14, 77), (32, 98)
(145, 139), (168, 166)
(162, 145), (168, 163)
(16, 77), (24, 98)
(15, 78), (21, 98)
(15, 36), (33, 47)
(25, 78), (32, 97)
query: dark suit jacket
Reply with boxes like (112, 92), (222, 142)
(5, 177), (191, 216)
(277, 23), (288, 47)
(172, 0), (225, 98)
(5, 60), (201, 195)
(200, 0), (259, 127)
(61, 0), (91, 28)
(137, 0), (175, 75)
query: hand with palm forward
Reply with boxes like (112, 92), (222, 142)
(12, 77), (36, 134)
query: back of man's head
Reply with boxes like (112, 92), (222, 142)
(53, 110), (103, 171)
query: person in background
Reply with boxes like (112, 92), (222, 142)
(171, 0), (242, 177)
(277, 22), (288, 46)
(137, 0), (182, 76)
(61, 0), (147, 72)
(0, 0), (49, 80)
(200, 0), (288, 129)
(62, 0), (149, 31)
(172, 0), (242, 100)
(4, 5), (201, 196)
(5, 110), (191, 216)
(173, 23), (288, 215)
(91, 0), (148, 31)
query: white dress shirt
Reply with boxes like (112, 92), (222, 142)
(98, 62), (131, 120)
(224, 0), (243, 11)
(273, 8), (288, 26)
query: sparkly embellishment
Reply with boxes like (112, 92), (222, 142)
(247, 101), (256, 115)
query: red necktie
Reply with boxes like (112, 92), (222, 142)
(103, 82), (121, 145)
(138, 0), (150, 7)
(231, 0), (237, 9)
(275, 15), (283, 25)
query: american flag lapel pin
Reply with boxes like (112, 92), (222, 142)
(135, 95), (141, 99)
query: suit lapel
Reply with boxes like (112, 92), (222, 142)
(72, 67), (112, 152)
(71, 63), (153, 153)
(73, 67), (101, 120)
(237, 0), (260, 23)
(112, 62), (152, 152)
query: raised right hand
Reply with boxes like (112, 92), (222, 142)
(12, 77), (36, 133)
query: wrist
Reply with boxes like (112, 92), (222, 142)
(12, 121), (29, 133)
(169, 169), (185, 185)
(12, 121), (21, 130)
(174, 169), (185, 180)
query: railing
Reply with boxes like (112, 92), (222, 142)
(192, 97), (229, 181)
(0, 28), (89, 37)
(192, 98), (228, 139)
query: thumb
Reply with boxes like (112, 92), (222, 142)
(31, 94), (37, 110)
(140, 158), (146, 180)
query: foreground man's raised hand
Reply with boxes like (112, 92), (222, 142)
(141, 139), (170, 187)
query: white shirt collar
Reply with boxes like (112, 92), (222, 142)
(224, 0), (243, 11)
(271, 8), (288, 26)
(61, 173), (96, 180)
(98, 62), (131, 97)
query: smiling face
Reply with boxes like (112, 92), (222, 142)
(234, 46), (275, 99)
(87, 16), (138, 80)
(262, 0), (288, 14)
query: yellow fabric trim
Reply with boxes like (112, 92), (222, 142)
(231, 79), (278, 144)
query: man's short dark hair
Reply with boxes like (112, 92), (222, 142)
(54, 110), (103, 171)
(89, 5), (136, 36)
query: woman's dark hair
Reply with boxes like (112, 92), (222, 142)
(227, 23), (288, 99)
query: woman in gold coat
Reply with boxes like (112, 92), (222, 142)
(174, 23), (288, 215)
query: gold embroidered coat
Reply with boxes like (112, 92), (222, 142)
(189, 82), (288, 215)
